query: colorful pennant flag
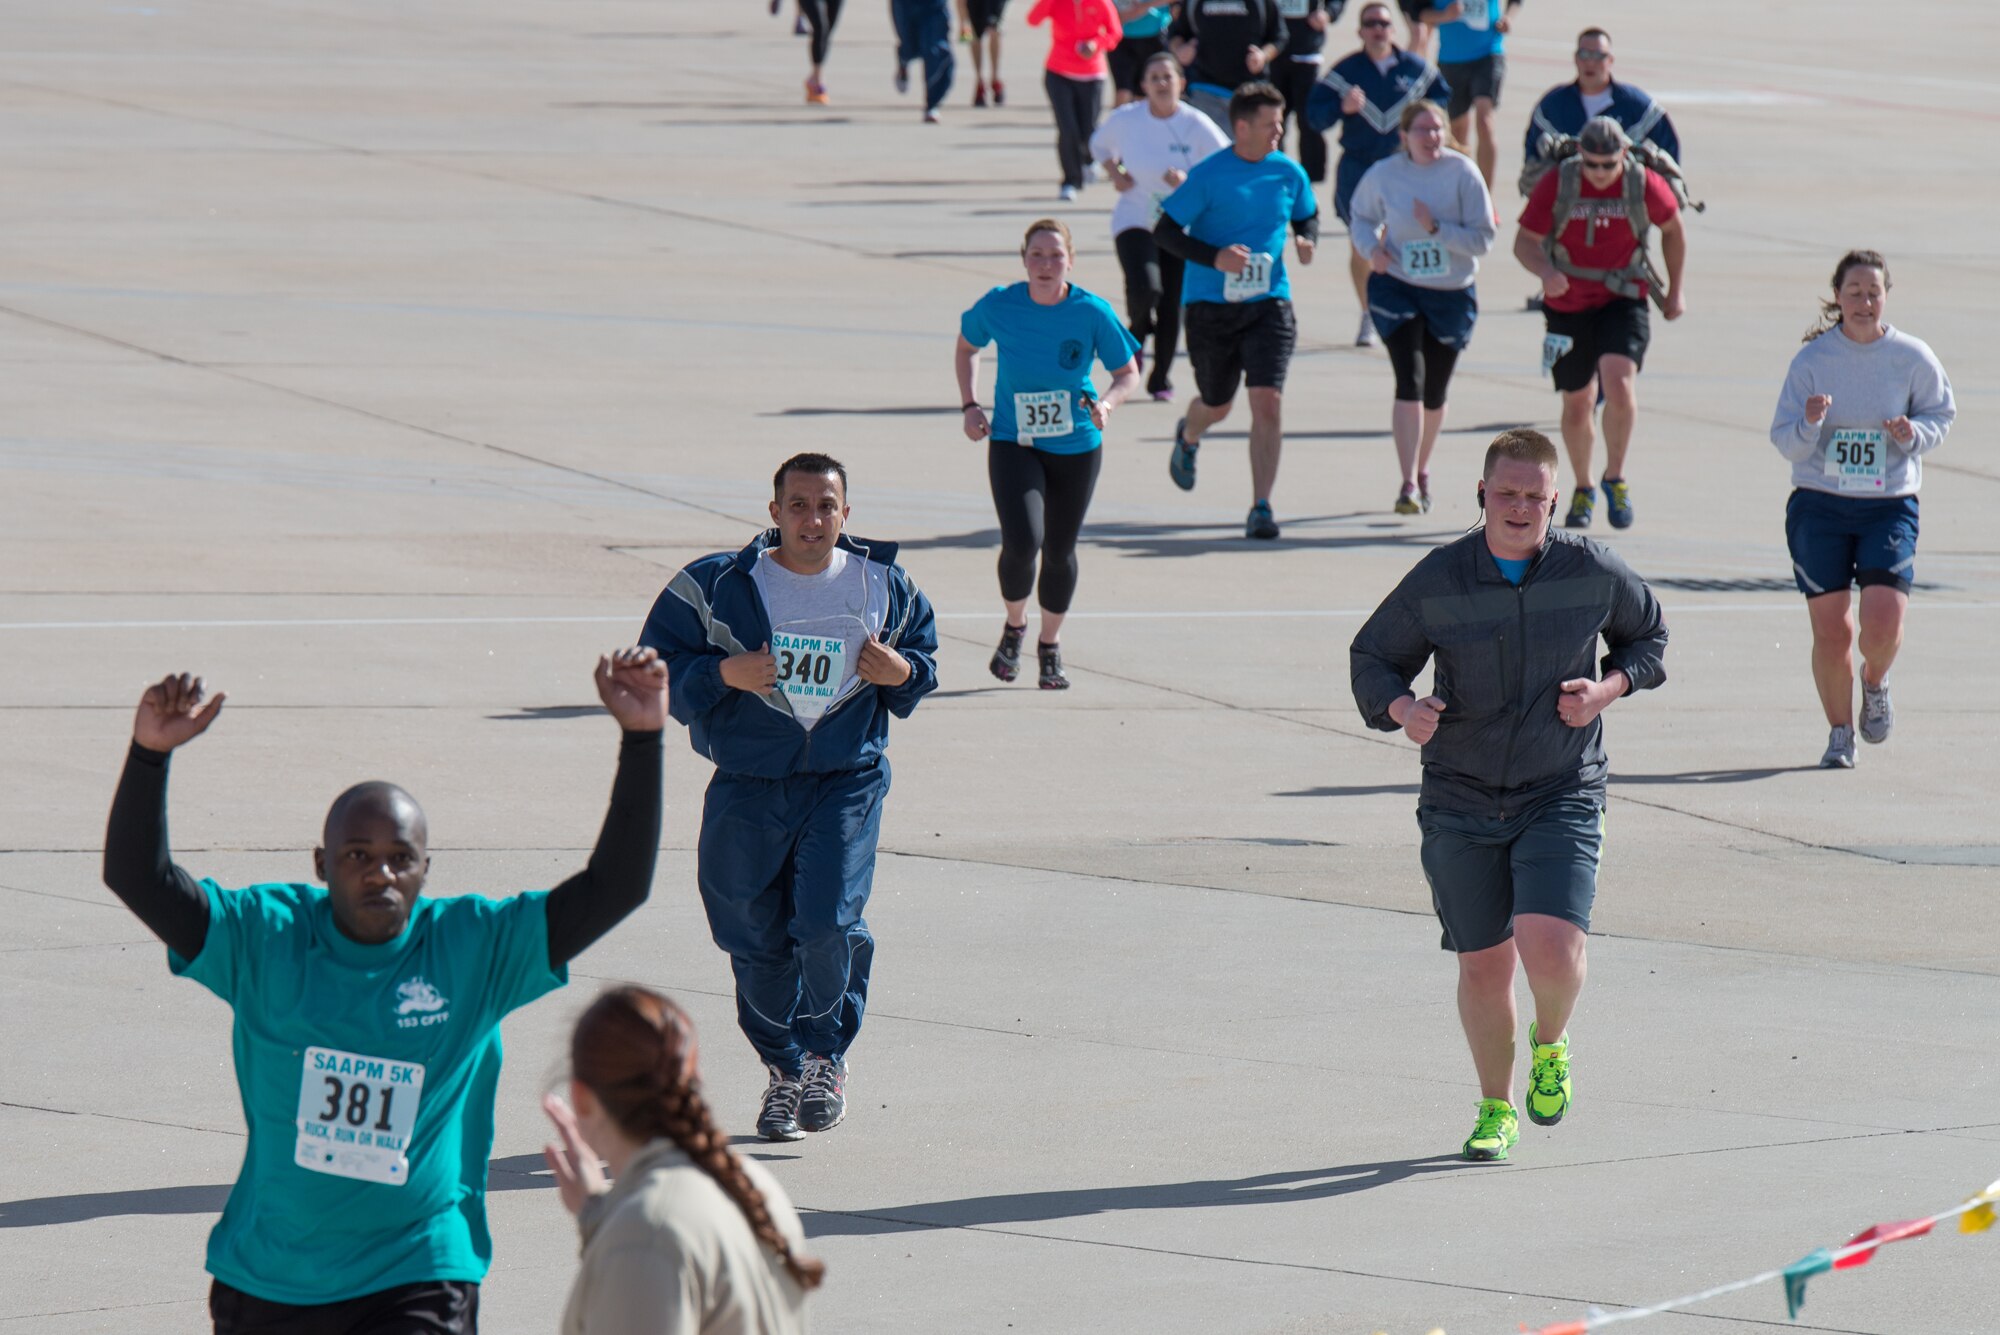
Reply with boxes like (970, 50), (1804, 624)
(1781, 1248), (1832, 1318)
(1834, 1218), (1933, 1269)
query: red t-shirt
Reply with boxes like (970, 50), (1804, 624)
(1519, 166), (1679, 312)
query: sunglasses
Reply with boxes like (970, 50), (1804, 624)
(1360, 18), (1394, 28)
(1578, 156), (1623, 171)
(1575, 49), (1609, 61)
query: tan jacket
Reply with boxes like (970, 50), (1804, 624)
(561, 1140), (811, 1335)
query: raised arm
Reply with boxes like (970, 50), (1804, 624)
(103, 673), (227, 960)
(544, 648), (668, 969)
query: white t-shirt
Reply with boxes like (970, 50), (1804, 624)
(750, 547), (888, 726)
(1580, 88), (1614, 117)
(1089, 101), (1231, 236)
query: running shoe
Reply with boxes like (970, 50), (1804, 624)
(973, 79), (987, 107)
(804, 78), (829, 105)
(794, 13), (808, 34)
(757, 1065), (806, 1142)
(923, 107), (941, 123)
(1820, 724), (1856, 770)
(1394, 484), (1422, 515)
(1038, 641), (1070, 690)
(1245, 500), (1280, 540)
(991, 78), (1005, 105)
(1462, 1098), (1519, 1162)
(894, 63), (909, 94)
(1082, 161), (1100, 184)
(1526, 1021), (1571, 1127)
(799, 1054), (847, 1132)
(1355, 311), (1376, 347)
(1151, 387), (1174, 403)
(769, 0), (779, 12)
(1416, 469), (1432, 513)
(1602, 477), (1634, 529)
(1860, 678), (1894, 744)
(1563, 485), (1595, 529)
(1058, 184), (1078, 202)
(1168, 417), (1198, 490)
(989, 622), (1026, 683)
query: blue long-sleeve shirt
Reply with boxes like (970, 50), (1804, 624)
(1523, 79), (1680, 181)
(1306, 49), (1447, 165)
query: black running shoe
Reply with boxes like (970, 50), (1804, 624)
(757, 1065), (805, 1142)
(990, 622), (1026, 682)
(799, 1054), (847, 1133)
(1038, 641), (1070, 690)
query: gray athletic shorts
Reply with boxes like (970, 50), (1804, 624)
(1417, 791), (1603, 953)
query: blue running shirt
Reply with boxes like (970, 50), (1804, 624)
(1434, 0), (1505, 63)
(1161, 150), (1318, 307)
(960, 282), (1140, 454)
(172, 882), (564, 1304)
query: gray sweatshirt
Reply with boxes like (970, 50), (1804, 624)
(1346, 148), (1495, 290)
(1769, 324), (1955, 499)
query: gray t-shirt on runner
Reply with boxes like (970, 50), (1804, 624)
(1769, 324), (1955, 499)
(751, 548), (888, 726)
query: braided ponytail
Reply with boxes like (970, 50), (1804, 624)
(572, 986), (827, 1292)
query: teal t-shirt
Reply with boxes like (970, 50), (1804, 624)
(960, 282), (1140, 454)
(1495, 556), (1530, 585)
(171, 881), (565, 1304)
(1161, 150), (1318, 306)
(1434, 0), (1505, 63)
(1122, 4), (1170, 38)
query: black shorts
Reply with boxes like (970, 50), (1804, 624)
(1184, 297), (1298, 404)
(1439, 53), (1506, 118)
(1397, 0), (1428, 20)
(1107, 32), (1165, 94)
(1418, 793), (1603, 954)
(967, 0), (1007, 37)
(1542, 297), (1649, 393)
(211, 1279), (479, 1335)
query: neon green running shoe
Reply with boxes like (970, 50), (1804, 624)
(1462, 1098), (1519, 1161)
(1526, 1021), (1572, 1127)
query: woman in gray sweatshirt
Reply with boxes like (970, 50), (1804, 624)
(1348, 99), (1497, 515)
(1768, 249), (1955, 770)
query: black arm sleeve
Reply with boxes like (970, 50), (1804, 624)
(1153, 213), (1223, 269)
(1292, 212), (1321, 242)
(103, 742), (210, 961)
(544, 729), (665, 969)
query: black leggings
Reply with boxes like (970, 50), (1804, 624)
(1382, 318), (1461, 410)
(989, 441), (1102, 614)
(1113, 227), (1183, 394)
(1273, 58), (1328, 183)
(800, 0), (843, 66)
(1045, 71), (1103, 188)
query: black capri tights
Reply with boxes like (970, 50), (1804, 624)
(1113, 227), (1184, 394)
(799, 0), (844, 66)
(1382, 318), (1461, 411)
(988, 441), (1102, 614)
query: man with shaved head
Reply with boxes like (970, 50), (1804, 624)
(101, 649), (667, 1335)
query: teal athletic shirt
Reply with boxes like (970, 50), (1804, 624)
(960, 282), (1139, 454)
(1161, 149), (1318, 307)
(1434, 0), (1505, 63)
(1495, 555), (1530, 585)
(170, 880), (564, 1305)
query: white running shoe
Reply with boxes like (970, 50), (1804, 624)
(1355, 311), (1376, 347)
(1058, 184), (1078, 201)
(1820, 725), (1856, 769)
(1860, 678), (1894, 744)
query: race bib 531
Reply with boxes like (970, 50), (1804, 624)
(295, 1046), (424, 1186)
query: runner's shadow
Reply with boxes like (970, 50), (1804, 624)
(1273, 783), (1423, 798)
(1609, 767), (1820, 785)
(487, 706), (602, 721)
(897, 517), (1454, 558)
(800, 1155), (1475, 1238)
(0, 1182), (232, 1226)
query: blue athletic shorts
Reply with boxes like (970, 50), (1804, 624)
(1333, 150), (1387, 225)
(1417, 793), (1603, 954)
(1366, 274), (1478, 348)
(1784, 487), (1919, 597)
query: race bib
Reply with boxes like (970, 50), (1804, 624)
(1461, 0), (1490, 30)
(772, 629), (848, 717)
(1401, 237), (1448, 279)
(1148, 191), (1167, 226)
(1825, 428), (1886, 493)
(1541, 332), (1574, 376)
(1013, 389), (1074, 440)
(1224, 251), (1274, 303)
(1277, 0), (1310, 16)
(296, 1046), (424, 1186)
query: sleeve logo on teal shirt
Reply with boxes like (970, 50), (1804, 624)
(1058, 339), (1085, 370)
(393, 975), (450, 1029)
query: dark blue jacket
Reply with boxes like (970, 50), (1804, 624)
(1523, 79), (1680, 179)
(640, 532), (939, 779)
(1306, 48), (1447, 160)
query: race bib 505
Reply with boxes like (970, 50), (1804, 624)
(1825, 428), (1886, 493)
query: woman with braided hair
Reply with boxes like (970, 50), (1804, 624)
(544, 986), (820, 1333)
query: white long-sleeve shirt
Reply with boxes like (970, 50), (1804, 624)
(1769, 324), (1955, 498)
(1346, 148), (1495, 290)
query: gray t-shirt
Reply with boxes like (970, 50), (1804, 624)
(751, 548), (888, 726)
(1346, 149), (1496, 290)
(1769, 324), (1955, 499)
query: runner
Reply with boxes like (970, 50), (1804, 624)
(1307, 1), (1448, 346)
(799, 0), (844, 104)
(1350, 427), (1669, 1162)
(1349, 99), (1494, 513)
(958, 219), (1142, 684)
(1027, 0), (1124, 200)
(100, 650), (666, 1332)
(890, 0), (956, 122)
(1272, 0), (1335, 185)
(1521, 28), (1680, 186)
(1090, 54), (1230, 401)
(966, 0), (1009, 105)
(641, 454), (939, 1143)
(543, 986), (819, 1333)
(1107, 2), (1172, 106)
(1513, 116), (1687, 530)
(1419, 0), (1519, 189)
(1156, 80), (1318, 540)
(1167, 0), (1287, 131)
(1768, 250), (1955, 769)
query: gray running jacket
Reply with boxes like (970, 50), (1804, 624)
(1349, 529), (1668, 816)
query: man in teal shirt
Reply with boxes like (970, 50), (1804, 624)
(101, 649), (667, 1334)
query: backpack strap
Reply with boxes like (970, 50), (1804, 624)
(1541, 154), (1669, 311)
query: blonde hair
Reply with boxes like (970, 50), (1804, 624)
(1399, 100), (1466, 155)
